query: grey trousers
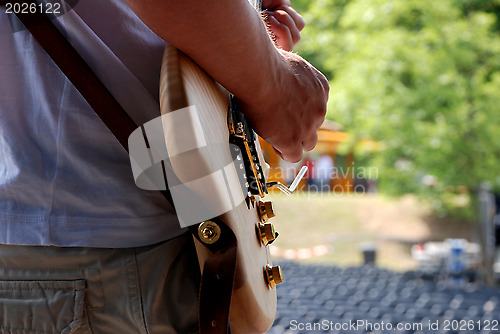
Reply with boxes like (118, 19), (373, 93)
(0, 233), (200, 334)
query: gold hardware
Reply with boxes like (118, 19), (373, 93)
(265, 265), (284, 288)
(258, 223), (277, 246)
(249, 195), (256, 204)
(198, 221), (221, 244)
(258, 201), (275, 222)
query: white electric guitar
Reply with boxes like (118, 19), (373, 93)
(159, 45), (276, 333)
(158, 29), (307, 334)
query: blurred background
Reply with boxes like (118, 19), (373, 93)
(262, 0), (500, 332)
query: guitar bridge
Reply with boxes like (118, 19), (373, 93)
(228, 96), (268, 198)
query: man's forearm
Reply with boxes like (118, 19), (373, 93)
(125, 0), (282, 104)
(125, 0), (329, 162)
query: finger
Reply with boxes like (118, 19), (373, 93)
(275, 5), (305, 31)
(262, 0), (290, 10)
(272, 147), (284, 160)
(279, 144), (303, 163)
(267, 14), (294, 51)
(315, 118), (324, 130)
(302, 131), (318, 152)
(272, 9), (301, 46)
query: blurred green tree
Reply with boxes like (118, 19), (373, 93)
(294, 0), (500, 217)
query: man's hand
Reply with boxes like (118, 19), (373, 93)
(263, 0), (305, 51)
(238, 51), (329, 162)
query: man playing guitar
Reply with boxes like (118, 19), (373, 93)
(0, 0), (328, 332)
(127, 0), (330, 163)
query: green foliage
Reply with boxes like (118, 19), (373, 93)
(293, 0), (500, 217)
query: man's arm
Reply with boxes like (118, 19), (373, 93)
(125, 0), (329, 162)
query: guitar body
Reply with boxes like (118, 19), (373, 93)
(159, 45), (277, 333)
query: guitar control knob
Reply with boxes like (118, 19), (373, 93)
(258, 223), (278, 246)
(265, 265), (284, 288)
(197, 221), (221, 245)
(258, 201), (275, 223)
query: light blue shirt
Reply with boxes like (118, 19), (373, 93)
(0, 0), (185, 247)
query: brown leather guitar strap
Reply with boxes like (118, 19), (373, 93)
(9, 2), (138, 150)
(7, 2), (237, 333)
(189, 218), (237, 334)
